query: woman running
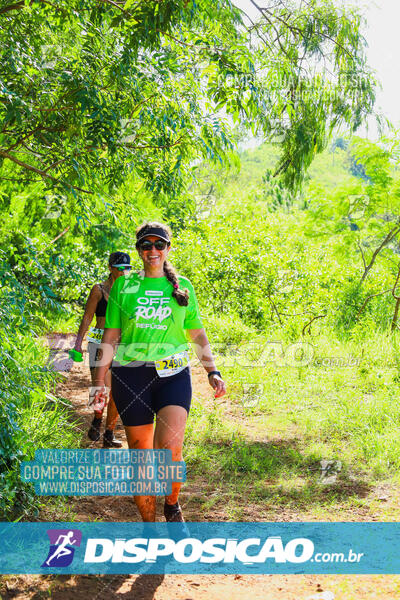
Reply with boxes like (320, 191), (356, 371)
(92, 222), (226, 521)
(73, 251), (131, 448)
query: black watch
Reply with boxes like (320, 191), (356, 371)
(207, 370), (221, 378)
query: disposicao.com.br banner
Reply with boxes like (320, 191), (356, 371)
(1, 522), (400, 575)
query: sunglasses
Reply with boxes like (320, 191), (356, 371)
(113, 265), (132, 272)
(138, 240), (168, 251)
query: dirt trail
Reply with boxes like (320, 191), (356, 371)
(5, 336), (400, 599)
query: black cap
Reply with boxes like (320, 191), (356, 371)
(109, 251), (131, 267)
(136, 226), (170, 246)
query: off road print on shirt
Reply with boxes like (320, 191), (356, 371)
(132, 290), (172, 330)
(105, 273), (202, 362)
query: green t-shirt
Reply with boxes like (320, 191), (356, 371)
(105, 271), (203, 363)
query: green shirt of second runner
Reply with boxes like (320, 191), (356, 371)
(105, 271), (203, 364)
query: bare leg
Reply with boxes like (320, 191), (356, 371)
(104, 394), (119, 429)
(91, 368), (118, 429)
(90, 366), (104, 420)
(104, 370), (118, 430)
(125, 424), (156, 521)
(154, 406), (187, 505)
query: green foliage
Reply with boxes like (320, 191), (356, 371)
(0, 328), (76, 520)
(262, 170), (297, 212)
(334, 281), (365, 335)
(1, 0), (376, 204)
(201, 314), (258, 352)
(0, 0), (390, 521)
(6, 131), (400, 519)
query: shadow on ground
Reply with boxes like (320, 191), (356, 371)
(3, 574), (165, 600)
(186, 437), (371, 511)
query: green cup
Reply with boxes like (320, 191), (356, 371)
(68, 349), (83, 362)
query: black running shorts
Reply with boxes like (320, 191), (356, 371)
(111, 362), (192, 426)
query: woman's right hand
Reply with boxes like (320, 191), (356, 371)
(89, 385), (109, 412)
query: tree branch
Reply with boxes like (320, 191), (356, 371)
(0, 1), (24, 15)
(98, 0), (132, 17)
(0, 150), (93, 194)
(129, 94), (158, 119)
(49, 227), (70, 245)
(360, 225), (400, 284)
(4, 126), (44, 153)
(4, 125), (66, 153)
(356, 239), (367, 271)
(266, 291), (282, 325)
(392, 264), (400, 301)
(36, 105), (75, 113)
(273, 158), (291, 177)
(249, 0), (355, 59)
(355, 289), (392, 322)
(0, 150), (60, 182)
(157, 30), (227, 54)
(302, 313), (327, 336)
(121, 135), (184, 150)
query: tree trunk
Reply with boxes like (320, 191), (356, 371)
(391, 297), (400, 332)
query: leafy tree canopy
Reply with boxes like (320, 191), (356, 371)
(1, 0), (377, 207)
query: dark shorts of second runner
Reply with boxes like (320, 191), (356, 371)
(111, 361), (192, 426)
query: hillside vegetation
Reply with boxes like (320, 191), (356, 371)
(0, 0), (391, 521)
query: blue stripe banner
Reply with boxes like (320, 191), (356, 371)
(1, 522), (400, 575)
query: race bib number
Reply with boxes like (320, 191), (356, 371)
(154, 351), (189, 378)
(87, 327), (104, 345)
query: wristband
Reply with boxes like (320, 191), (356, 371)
(207, 370), (221, 378)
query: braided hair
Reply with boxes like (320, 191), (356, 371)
(135, 221), (189, 307)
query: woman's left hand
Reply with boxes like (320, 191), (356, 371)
(208, 374), (226, 398)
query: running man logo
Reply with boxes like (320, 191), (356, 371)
(41, 529), (82, 568)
